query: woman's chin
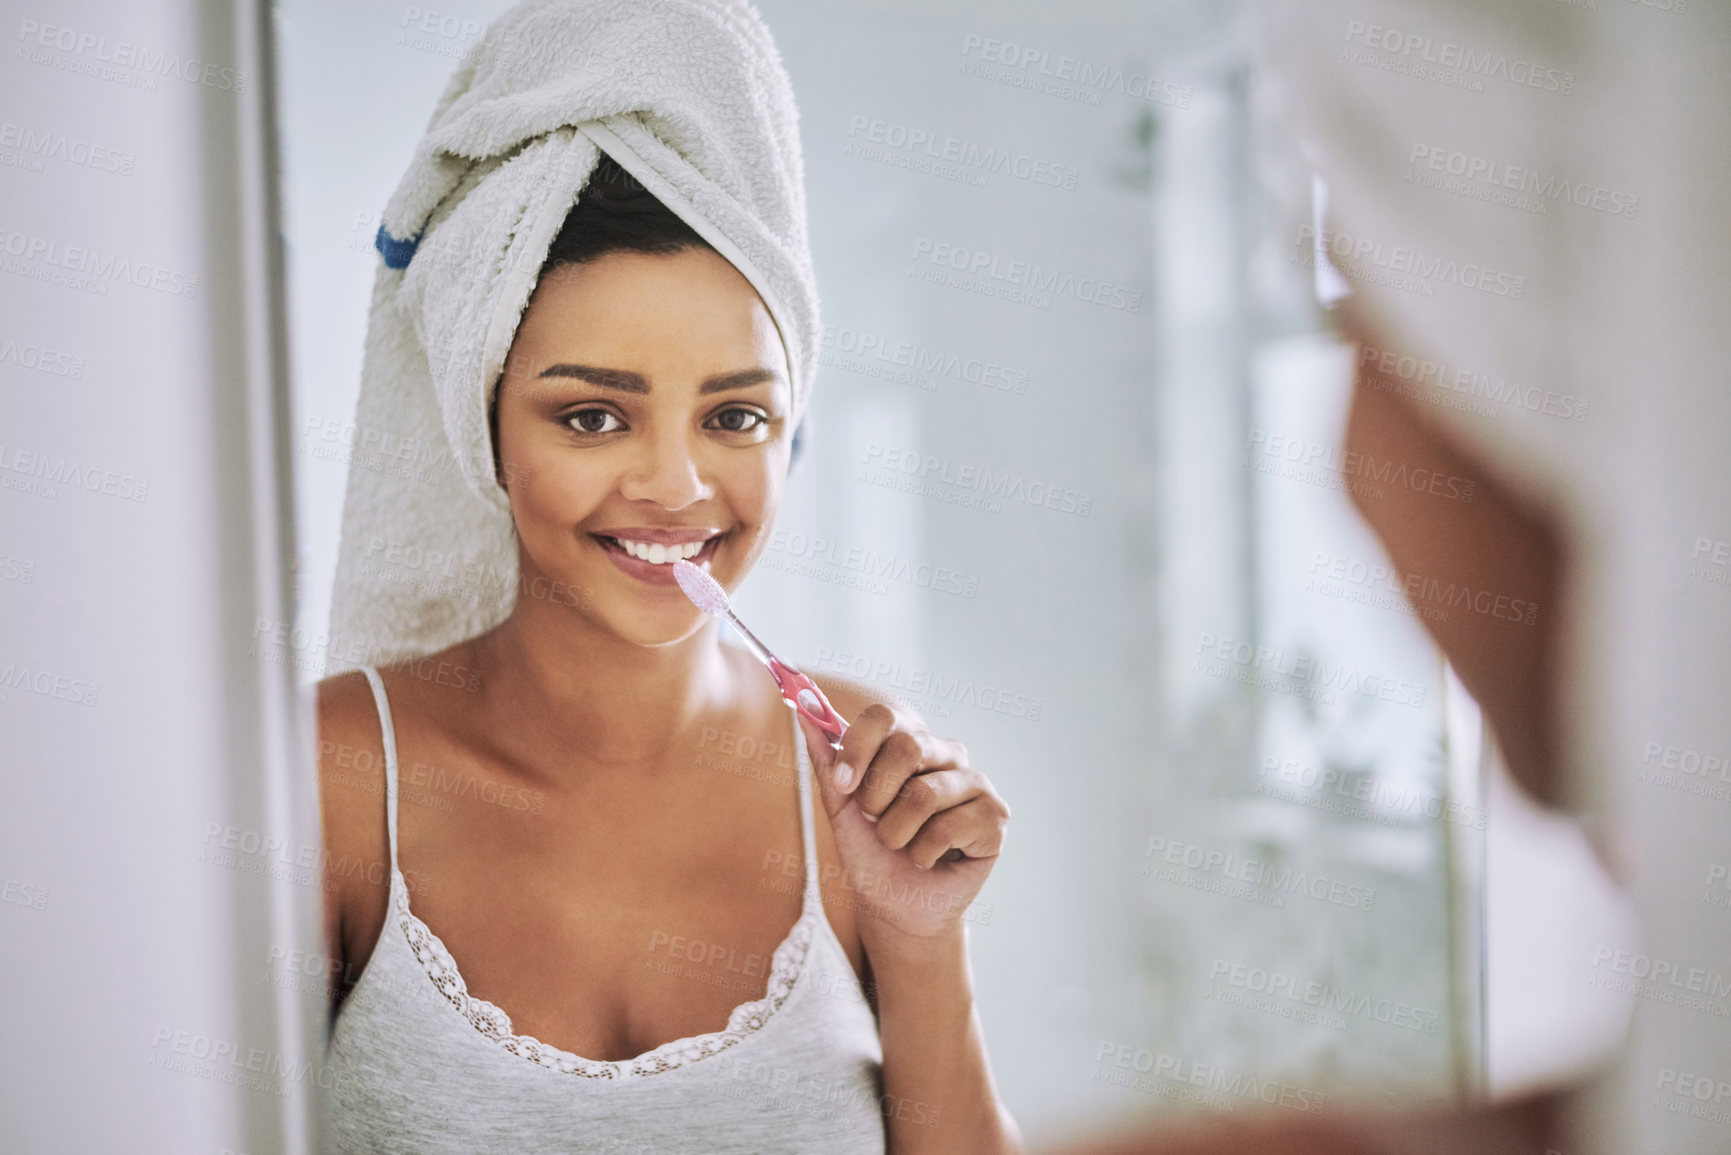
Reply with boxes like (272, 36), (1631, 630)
(583, 599), (714, 648)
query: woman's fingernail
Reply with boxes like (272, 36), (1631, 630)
(835, 762), (854, 791)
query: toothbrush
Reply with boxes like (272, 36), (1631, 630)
(674, 559), (966, 859)
(672, 558), (848, 751)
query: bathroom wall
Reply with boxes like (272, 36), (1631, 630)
(0, 1), (316, 1151)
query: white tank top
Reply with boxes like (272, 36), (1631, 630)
(324, 666), (887, 1153)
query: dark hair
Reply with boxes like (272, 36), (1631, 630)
(540, 153), (714, 272)
(490, 152), (806, 480)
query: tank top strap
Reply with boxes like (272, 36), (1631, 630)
(792, 704), (820, 899)
(358, 665), (402, 872)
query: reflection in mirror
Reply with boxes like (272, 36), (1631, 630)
(276, 0), (1484, 1147)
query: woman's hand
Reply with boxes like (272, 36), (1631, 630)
(794, 702), (1010, 947)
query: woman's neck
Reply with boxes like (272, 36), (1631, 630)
(463, 588), (745, 785)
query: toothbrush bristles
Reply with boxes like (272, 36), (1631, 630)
(672, 559), (731, 616)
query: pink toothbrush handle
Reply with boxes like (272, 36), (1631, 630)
(768, 657), (847, 747)
(769, 656), (960, 859)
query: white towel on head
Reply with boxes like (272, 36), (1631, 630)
(324, 0), (818, 673)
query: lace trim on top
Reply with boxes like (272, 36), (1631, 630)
(371, 666), (826, 1080)
(392, 871), (820, 1079)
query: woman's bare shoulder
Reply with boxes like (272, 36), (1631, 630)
(315, 666), (376, 727)
(314, 669), (393, 851)
(313, 670), (392, 968)
(316, 668), (387, 772)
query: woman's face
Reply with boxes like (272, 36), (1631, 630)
(494, 245), (793, 646)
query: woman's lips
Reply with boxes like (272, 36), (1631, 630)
(590, 531), (724, 586)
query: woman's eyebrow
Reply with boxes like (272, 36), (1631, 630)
(535, 364), (781, 395)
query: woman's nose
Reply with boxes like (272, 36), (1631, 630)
(617, 426), (712, 509)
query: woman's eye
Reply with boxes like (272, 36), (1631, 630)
(711, 407), (767, 433)
(565, 409), (623, 435)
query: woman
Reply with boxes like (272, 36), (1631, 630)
(314, 4), (1018, 1152)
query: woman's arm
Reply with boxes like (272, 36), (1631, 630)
(795, 684), (1021, 1154)
(867, 921), (1024, 1154)
(314, 671), (395, 1017)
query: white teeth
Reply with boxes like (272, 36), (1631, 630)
(612, 537), (712, 564)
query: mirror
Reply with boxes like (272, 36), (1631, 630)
(275, 0), (1482, 1142)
